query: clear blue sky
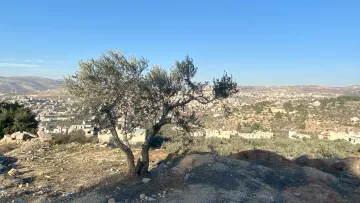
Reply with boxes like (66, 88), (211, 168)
(0, 0), (359, 86)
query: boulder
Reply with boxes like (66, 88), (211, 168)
(142, 178), (151, 184)
(37, 131), (52, 142)
(98, 133), (112, 144)
(10, 132), (17, 139)
(107, 198), (116, 203)
(10, 132), (34, 141)
(24, 132), (38, 138)
(15, 132), (24, 140)
(1, 134), (13, 142)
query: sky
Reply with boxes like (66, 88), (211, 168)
(0, 0), (359, 86)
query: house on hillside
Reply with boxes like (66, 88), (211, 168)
(312, 100), (321, 107)
(69, 124), (96, 137)
(350, 117), (359, 124)
(318, 131), (360, 145)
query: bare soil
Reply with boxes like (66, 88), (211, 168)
(0, 140), (168, 203)
(1, 141), (360, 203)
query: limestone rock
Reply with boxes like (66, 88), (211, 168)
(1, 134), (13, 142)
(37, 131), (52, 142)
(15, 132), (24, 140)
(10, 132), (17, 139)
(25, 132), (38, 138)
(107, 198), (116, 203)
(142, 178), (151, 184)
(140, 194), (146, 200)
(8, 168), (18, 176)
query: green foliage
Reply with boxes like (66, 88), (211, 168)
(296, 121), (306, 130)
(319, 95), (360, 109)
(52, 133), (71, 144)
(236, 122), (262, 133)
(274, 112), (283, 120)
(64, 50), (148, 132)
(251, 123), (263, 132)
(52, 130), (96, 145)
(251, 101), (273, 114)
(65, 50), (239, 175)
(213, 72), (238, 98)
(163, 135), (360, 160)
(253, 104), (263, 114)
(283, 102), (294, 113)
(0, 102), (38, 138)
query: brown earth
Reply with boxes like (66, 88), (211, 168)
(1, 141), (360, 203)
(0, 140), (168, 203)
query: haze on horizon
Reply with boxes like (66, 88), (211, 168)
(0, 1), (359, 86)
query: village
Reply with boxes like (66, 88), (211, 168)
(1, 88), (360, 146)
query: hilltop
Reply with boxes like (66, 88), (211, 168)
(1, 140), (359, 203)
(0, 77), (63, 94)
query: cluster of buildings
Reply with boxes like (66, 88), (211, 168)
(319, 130), (360, 145)
(288, 129), (360, 145)
(2, 92), (360, 146)
(189, 129), (273, 139)
(1, 95), (77, 122)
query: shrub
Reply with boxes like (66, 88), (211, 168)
(162, 132), (360, 160)
(52, 130), (96, 145)
(52, 133), (70, 145)
(274, 112), (283, 120)
(0, 102), (38, 138)
(283, 102), (294, 113)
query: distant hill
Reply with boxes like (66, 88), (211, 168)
(0, 76), (63, 94)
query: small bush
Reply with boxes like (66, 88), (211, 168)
(161, 131), (360, 160)
(52, 130), (96, 145)
(52, 133), (70, 144)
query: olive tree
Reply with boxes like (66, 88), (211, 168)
(65, 50), (237, 176)
(135, 56), (237, 175)
(64, 50), (148, 175)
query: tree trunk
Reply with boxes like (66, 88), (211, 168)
(136, 137), (151, 176)
(135, 107), (169, 176)
(136, 125), (161, 175)
(109, 125), (136, 176)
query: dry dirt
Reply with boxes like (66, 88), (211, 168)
(1, 141), (360, 203)
(0, 140), (168, 203)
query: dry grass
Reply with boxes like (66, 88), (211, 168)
(162, 135), (360, 160)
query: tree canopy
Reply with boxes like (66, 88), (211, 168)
(64, 50), (238, 176)
(283, 102), (294, 113)
(0, 102), (38, 138)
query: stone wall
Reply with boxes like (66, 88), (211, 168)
(237, 131), (274, 139)
(191, 129), (273, 139)
(288, 131), (311, 139)
(98, 128), (146, 145)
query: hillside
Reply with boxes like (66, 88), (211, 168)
(0, 76), (63, 94)
(1, 138), (360, 203)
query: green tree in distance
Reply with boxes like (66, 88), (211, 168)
(0, 102), (38, 138)
(283, 102), (294, 113)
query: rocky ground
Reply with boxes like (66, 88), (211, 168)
(0, 140), (168, 203)
(1, 140), (360, 203)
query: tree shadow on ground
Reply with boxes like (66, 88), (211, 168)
(0, 154), (18, 174)
(51, 149), (189, 203)
(229, 149), (360, 201)
(50, 149), (360, 203)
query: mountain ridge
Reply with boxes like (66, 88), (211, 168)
(0, 76), (63, 94)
